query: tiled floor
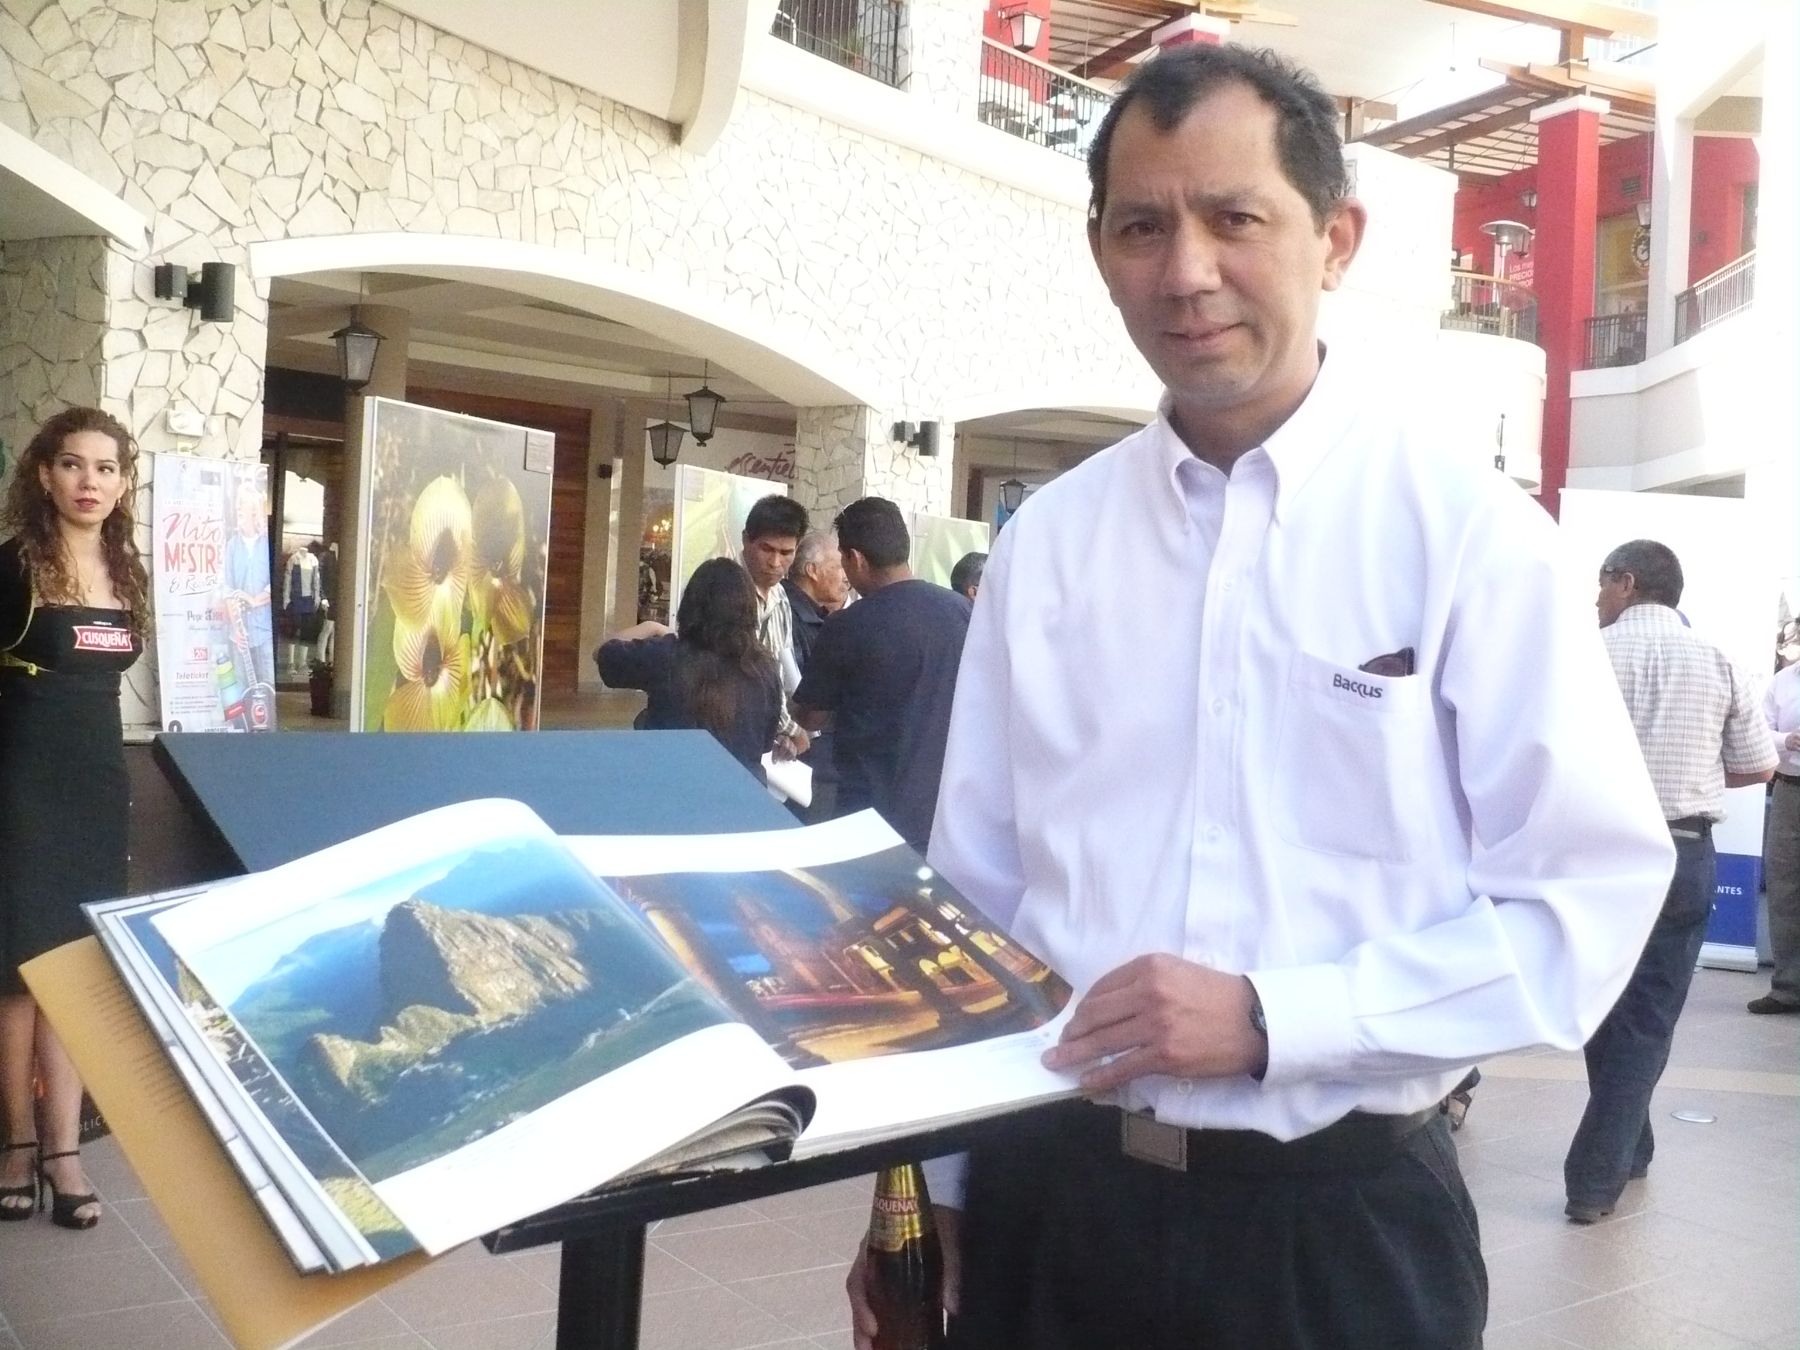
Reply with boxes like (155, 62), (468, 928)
(0, 967), (1792, 1349)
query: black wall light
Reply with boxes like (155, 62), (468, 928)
(891, 420), (940, 457)
(685, 360), (725, 445)
(153, 261), (236, 323)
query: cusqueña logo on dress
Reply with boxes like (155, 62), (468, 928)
(72, 625), (133, 652)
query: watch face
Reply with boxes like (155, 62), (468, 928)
(1249, 997), (1267, 1035)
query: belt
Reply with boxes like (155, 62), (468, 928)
(1667, 815), (1714, 837)
(1776, 772), (1800, 788)
(1107, 1102), (1438, 1177)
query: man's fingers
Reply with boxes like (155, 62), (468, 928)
(1043, 1009), (1154, 1072)
(846, 1247), (879, 1349)
(1078, 1044), (1164, 1094)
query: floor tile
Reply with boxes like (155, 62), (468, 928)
(1512, 1287), (1762, 1349)
(10, 1301), (227, 1350)
(0, 1246), (186, 1327)
(637, 1283), (795, 1350)
(380, 1252), (555, 1332)
(730, 1262), (855, 1337)
(654, 1219), (843, 1284)
(290, 1296), (413, 1347)
(422, 1312), (555, 1350)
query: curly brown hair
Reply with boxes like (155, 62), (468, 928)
(2, 407), (151, 633)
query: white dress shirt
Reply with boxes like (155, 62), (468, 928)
(925, 348), (1674, 1203)
(1768, 663), (1800, 777)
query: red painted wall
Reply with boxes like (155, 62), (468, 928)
(1450, 132), (1759, 287)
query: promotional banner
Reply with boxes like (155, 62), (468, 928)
(356, 399), (553, 733)
(670, 464), (788, 619)
(1559, 489), (1773, 969)
(152, 455), (278, 733)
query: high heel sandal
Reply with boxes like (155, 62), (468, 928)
(40, 1150), (100, 1230)
(0, 1141), (40, 1220)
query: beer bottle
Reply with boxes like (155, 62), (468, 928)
(864, 1163), (946, 1350)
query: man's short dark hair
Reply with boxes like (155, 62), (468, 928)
(950, 551), (987, 595)
(743, 495), (808, 543)
(834, 497), (911, 570)
(1086, 44), (1347, 229)
(1602, 539), (1684, 607)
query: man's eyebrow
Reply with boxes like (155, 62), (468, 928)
(1102, 189), (1274, 218)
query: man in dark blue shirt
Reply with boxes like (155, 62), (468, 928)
(795, 497), (971, 850)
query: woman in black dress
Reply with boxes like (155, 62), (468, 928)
(0, 407), (148, 1230)
(596, 557), (783, 778)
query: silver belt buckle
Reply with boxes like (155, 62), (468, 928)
(1120, 1111), (1187, 1172)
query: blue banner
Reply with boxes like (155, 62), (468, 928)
(1708, 852), (1762, 947)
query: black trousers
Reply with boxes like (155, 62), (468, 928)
(950, 1101), (1487, 1350)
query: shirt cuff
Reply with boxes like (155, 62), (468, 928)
(920, 1152), (968, 1211)
(1246, 962), (1357, 1087)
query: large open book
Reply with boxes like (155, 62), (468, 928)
(73, 800), (1076, 1281)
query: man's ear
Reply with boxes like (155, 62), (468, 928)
(1319, 197), (1368, 294)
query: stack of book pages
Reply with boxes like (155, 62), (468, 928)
(30, 801), (1075, 1346)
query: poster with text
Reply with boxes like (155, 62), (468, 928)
(152, 455), (277, 733)
(670, 464), (788, 619)
(356, 399), (552, 733)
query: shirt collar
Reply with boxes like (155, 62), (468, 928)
(1144, 342), (1358, 526)
(1611, 603), (1685, 633)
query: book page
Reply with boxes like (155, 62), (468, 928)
(566, 812), (1081, 1154)
(152, 799), (803, 1255)
(21, 939), (426, 1350)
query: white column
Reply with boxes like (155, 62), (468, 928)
(1747, 0), (1798, 620)
(576, 401), (621, 689)
(1647, 116), (1696, 357)
(609, 401), (650, 633)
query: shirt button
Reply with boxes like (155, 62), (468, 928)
(1221, 576), (1236, 592)
(1175, 1078), (1194, 1095)
(1205, 825), (1223, 844)
(1210, 697), (1227, 716)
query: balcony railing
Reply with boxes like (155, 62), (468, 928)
(772, 0), (906, 88)
(1440, 271), (1538, 343)
(976, 37), (1113, 161)
(1676, 249), (1756, 344)
(1582, 310), (1648, 370)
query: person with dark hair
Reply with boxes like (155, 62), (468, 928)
(0, 406), (150, 1232)
(740, 494), (810, 758)
(794, 497), (970, 850)
(594, 557), (782, 779)
(1565, 541), (1775, 1221)
(848, 43), (1673, 1350)
(949, 551), (986, 601)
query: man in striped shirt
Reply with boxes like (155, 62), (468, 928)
(1563, 539), (1776, 1224)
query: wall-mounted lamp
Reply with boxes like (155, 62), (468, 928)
(1000, 439), (1027, 513)
(1635, 200), (1652, 228)
(891, 420), (940, 456)
(1519, 188), (1538, 210)
(1001, 4), (1043, 52)
(153, 261), (236, 323)
(647, 373), (687, 467)
(685, 361), (725, 446)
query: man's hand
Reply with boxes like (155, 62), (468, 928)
(777, 726), (811, 759)
(847, 1205), (961, 1350)
(1785, 731), (1800, 752)
(1042, 955), (1266, 1092)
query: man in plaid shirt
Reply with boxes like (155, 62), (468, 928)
(1563, 539), (1776, 1224)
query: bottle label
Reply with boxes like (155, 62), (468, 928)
(867, 1192), (926, 1252)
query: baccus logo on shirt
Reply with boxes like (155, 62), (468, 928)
(72, 624), (133, 653)
(1331, 672), (1383, 701)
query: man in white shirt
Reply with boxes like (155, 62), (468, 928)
(740, 495), (809, 758)
(1752, 627), (1800, 1014)
(847, 43), (1673, 1350)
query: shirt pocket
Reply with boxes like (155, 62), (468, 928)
(1271, 650), (1429, 863)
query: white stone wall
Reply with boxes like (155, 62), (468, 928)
(0, 234), (108, 467)
(0, 0), (1139, 501)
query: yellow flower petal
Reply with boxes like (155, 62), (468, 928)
(381, 680), (437, 732)
(464, 697), (514, 732)
(471, 478), (526, 581)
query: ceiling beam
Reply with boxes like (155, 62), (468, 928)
(1478, 58), (1655, 117)
(1357, 82), (1535, 145)
(1385, 98), (1549, 160)
(1073, 25), (1158, 80)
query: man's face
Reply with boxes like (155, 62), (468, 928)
(1089, 84), (1362, 442)
(806, 539), (850, 610)
(742, 533), (798, 592)
(1595, 570), (1635, 627)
